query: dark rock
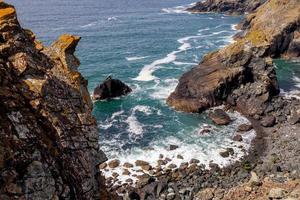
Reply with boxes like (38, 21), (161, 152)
(219, 151), (229, 158)
(261, 116), (276, 127)
(189, 159), (200, 164)
(186, 0), (267, 15)
(169, 144), (179, 151)
(233, 134), (243, 142)
(208, 109), (231, 125)
(93, 76), (132, 100)
(237, 124), (253, 132)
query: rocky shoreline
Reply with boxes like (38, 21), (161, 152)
(0, 0), (300, 199)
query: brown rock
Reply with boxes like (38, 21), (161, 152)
(195, 188), (215, 200)
(233, 134), (243, 142)
(135, 160), (149, 167)
(141, 164), (152, 171)
(261, 116), (276, 127)
(123, 162), (134, 168)
(208, 109), (231, 125)
(99, 162), (107, 169)
(108, 159), (120, 168)
(122, 169), (130, 176)
(237, 124), (253, 132)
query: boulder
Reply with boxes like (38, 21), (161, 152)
(233, 134), (243, 142)
(268, 188), (288, 199)
(261, 116), (276, 127)
(237, 124), (253, 132)
(123, 162), (134, 168)
(93, 76), (132, 100)
(208, 109), (231, 125)
(135, 160), (149, 167)
(168, 144), (179, 151)
(194, 188), (214, 200)
(108, 159), (120, 168)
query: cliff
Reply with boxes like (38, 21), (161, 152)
(168, 0), (300, 117)
(0, 2), (109, 199)
(187, 0), (267, 15)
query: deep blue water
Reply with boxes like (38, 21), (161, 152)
(9, 0), (263, 168)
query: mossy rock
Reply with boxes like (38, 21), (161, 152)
(243, 161), (252, 171)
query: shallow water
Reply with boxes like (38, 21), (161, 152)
(9, 0), (259, 179)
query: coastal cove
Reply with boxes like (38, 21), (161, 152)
(8, 0), (258, 181)
(1, 0), (300, 199)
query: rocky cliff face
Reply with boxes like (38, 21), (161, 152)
(0, 2), (109, 199)
(187, 0), (267, 15)
(168, 0), (300, 117)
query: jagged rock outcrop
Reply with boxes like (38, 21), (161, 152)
(187, 0), (267, 15)
(93, 76), (132, 100)
(168, 0), (300, 118)
(0, 2), (109, 199)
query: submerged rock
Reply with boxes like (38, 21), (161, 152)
(208, 109), (231, 125)
(93, 76), (132, 100)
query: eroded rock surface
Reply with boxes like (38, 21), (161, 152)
(0, 2), (109, 199)
(168, 0), (300, 119)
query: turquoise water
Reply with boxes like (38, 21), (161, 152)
(275, 59), (300, 98)
(9, 0), (260, 169)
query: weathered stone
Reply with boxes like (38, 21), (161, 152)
(269, 188), (288, 199)
(261, 116), (276, 127)
(233, 134), (243, 142)
(237, 124), (253, 132)
(195, 188), (214, 200)
(108, 159), (120, 168)
(123, 162), (134, 168)
(169, 144), (179, 151)
(135, 160), (149, 167)
(208, 109), (231, 125)
(99, 162), (107, 169)
(93, 76), (132, 100)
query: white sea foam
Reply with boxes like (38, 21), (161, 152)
(126, 56), (149, 61)
(124, 105), (153, 135)
(280, 75), (300, 99)
(173, 61), (197, 66)
(231, 24), (238, 31)
(102, 109), (256, 187)
(108, 16), (118, 21)
(133, 51), (178, 81)
(161, 2), (197, 14)
(150, 78), (179, 100)
(133, 34), (199, 81)
(125, 115), (144, 135)
(98, 110), (124, 130)
(80, 21), (97, 28)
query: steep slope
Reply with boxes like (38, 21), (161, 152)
(0, 2), (109, 199)
(187, 0), (267, 15)
(168, 0), (300, 117)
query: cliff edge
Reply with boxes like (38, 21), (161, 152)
(168, 0), (300, 118)
(0, 2), (109, 199)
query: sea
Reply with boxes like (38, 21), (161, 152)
(8, 0), (300, 183)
